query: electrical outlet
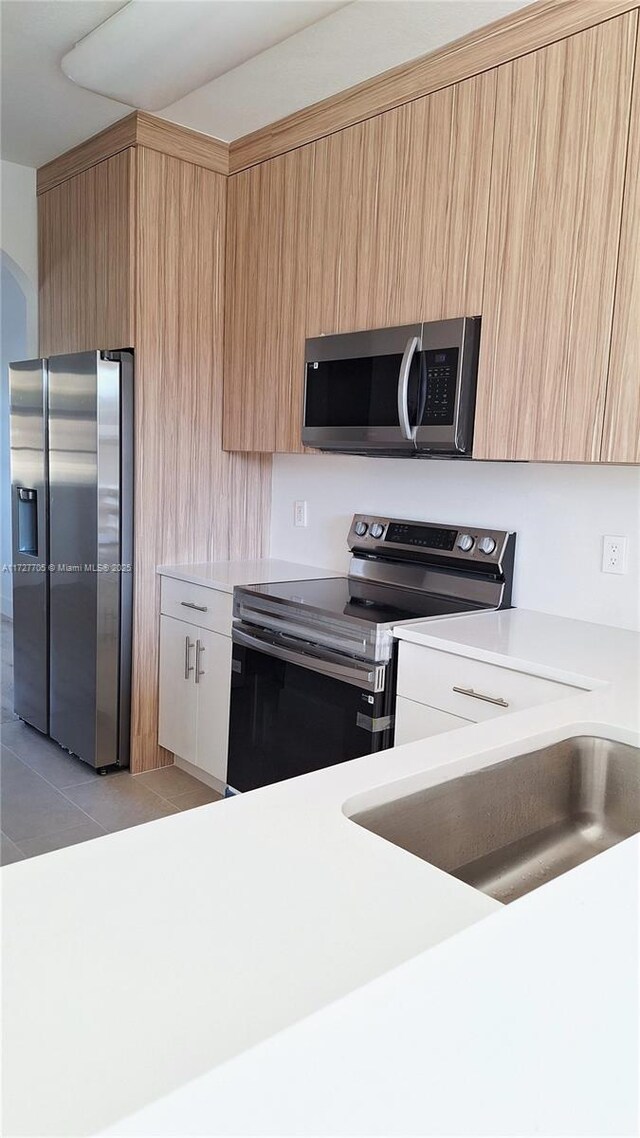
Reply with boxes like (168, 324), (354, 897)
(602, 535), (628, 575)
(294, 500), (308, 528)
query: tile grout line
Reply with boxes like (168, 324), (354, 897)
(1, 743), (119, 837)
(3, 735), (179, 804)
(13, 822), (108, 859)
(55, 773), (178, 826)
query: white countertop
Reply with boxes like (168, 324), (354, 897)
(2, 609), (639, 1137)
(157, 558), (342, 591)
(104, 833), (640, 1138)
(395, 606), (640, 691)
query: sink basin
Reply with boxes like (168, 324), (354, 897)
(351, 736), (640, 903)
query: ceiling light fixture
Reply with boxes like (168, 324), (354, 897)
(61, 0), (350, 113)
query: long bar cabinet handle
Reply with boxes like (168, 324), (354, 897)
(184, 636), (194, 679)
(181, 601), (208, 612)
(195, 639), (205, 684)
(452, 685), (509, 708)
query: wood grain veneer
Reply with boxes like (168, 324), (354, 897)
(224, 69), (496, 452)
(134, 112), (229, 175)
(223, 145), (314, 453)
(37, 115), (138, 196)
(131, 148), (270, 771)
(307, 69), (496, 337)
(602, 34), (640, 463)
(229, 0), (640, 172)
(473, 13), (638, 463)
(39, 148), (135, 356)
(37, 112), (229, 195)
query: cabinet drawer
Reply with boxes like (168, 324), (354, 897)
(397, 641), (582, 722)
(395, 697), (473, 746)
(160, 576), (233, 636)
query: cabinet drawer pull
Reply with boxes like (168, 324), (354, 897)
(184, 636), (194, 680)
(181, 600), (208, 612)
(452, 685), (509, 708)
(195, 639), (205, 684)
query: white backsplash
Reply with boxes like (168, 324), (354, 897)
(270, 454), (640, 632)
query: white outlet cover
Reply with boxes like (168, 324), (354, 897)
(602, 535), (628, 575)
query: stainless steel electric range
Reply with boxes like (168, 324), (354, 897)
(227, 515), (516, 793)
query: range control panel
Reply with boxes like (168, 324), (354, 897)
(348, 514), (513, 566)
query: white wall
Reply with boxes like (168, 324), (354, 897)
(1, 159), (38, 618)
(270, 455), (640, 632)
(1, 160), (38, 350)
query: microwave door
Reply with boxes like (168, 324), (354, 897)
(302, 323), (421, 452)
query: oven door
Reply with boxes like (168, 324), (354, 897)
(227, 625), (394, 793)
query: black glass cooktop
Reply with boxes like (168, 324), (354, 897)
(244, 576), (478, 626)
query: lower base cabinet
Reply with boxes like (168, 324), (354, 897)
(194, 626), (232, 782)
(394, 638), (584, 744)
(158, 613), (231, 784)
(158, 615), (198, 761)
(395, 697), (473, 746)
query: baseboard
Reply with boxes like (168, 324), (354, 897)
(174, 754), (226, 795)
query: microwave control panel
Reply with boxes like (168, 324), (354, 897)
(421, 346), (459, 425)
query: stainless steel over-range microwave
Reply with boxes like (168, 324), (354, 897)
(302, 316), (481, 456)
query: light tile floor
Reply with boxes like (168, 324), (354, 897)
(0, 617), (222, 865)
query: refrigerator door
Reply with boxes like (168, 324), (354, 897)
(48, 351), (132, 768)
(9, 359), (49, 733)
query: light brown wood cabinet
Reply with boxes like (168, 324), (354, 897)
(38, 149), (135, 356)
(224, 70), (497, 452)
(601, 41), (640, 464)
(223, 10), (639, 463)
(473, 14), (638, 463)
(223, 147), (313, 454)
(37, 137), (271, 772)
(308, 70), (496, 337)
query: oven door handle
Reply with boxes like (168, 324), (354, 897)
(232, 626), (386, 692)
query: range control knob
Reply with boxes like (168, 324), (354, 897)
(456, 534), (474, 553)
(369, 523), (385, 539)
(354, 520), (369, 537)
(478, 536), (497, 555)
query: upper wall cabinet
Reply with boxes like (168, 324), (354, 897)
(223, 146), (313, 454)
(223, 70), (497, 453)
(473, 14), (638, 463)
(601, 41), (640, 464)
(307, 69), (497, 337)
(38, 148), (135, 356)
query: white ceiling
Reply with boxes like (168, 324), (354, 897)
(61, 1), (349, 110)
(1, 0), (531, 169)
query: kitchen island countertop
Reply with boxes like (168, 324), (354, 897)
(2, 609), (639, 1137)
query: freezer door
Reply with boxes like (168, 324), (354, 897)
(9, 359), (49, 733)
(48, 351), (131, 768)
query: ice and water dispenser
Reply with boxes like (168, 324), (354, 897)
(17, 487), (38, 556)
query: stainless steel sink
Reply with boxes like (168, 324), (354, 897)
(351, 736), (640, 903)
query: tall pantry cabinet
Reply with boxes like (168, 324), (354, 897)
(37, 128), (271, 773)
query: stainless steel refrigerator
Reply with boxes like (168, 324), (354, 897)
(9, 350), (133, 770)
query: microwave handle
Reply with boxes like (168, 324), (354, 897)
(397, 335), (421, 440)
